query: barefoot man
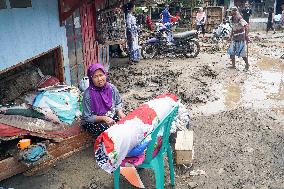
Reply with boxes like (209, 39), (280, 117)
(227, 6), (249, 70)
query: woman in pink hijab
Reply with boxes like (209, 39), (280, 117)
(81, 63), (126, 138)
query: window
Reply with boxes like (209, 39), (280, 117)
(10, 0), (31, 8)
(0, 0), (7, 9)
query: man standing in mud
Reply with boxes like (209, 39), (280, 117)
(227, 6), (249, 71)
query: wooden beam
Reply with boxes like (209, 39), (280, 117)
(54, 46), (66, 83)
(0, 46), (62, 76)
(0, 157), (28, 181)
(24, 132), (92, 176)
(0, 132), (92, 181)
(58, 0), (87, 26)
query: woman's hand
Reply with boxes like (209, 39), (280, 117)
(117, 109), (126, 119)
(103, 116), (115, 126)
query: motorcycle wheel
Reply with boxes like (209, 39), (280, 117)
(141, 44), (157, 59)
(184, 40), (200, 58)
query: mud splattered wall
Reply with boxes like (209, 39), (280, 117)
(0, 0), (71, 84)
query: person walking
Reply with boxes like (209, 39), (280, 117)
(195, 7), (207, 38)
(125, 2), (140, 63)
(227, 7), (249, 71)
(281, 5), (284, 28)
(241, 2), (252, 26)
(265, 7), (276, 34)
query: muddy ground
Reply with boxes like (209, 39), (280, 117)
(1, 32), (284, 189)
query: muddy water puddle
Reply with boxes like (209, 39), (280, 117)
(192, 56), (284, 116)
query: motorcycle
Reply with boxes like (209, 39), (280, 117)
(212, 19), (232, 42)
(141, 24), (200, 59)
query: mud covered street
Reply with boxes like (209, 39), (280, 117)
(1, 33), (284, 189)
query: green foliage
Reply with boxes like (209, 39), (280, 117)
(135, 7), (144, 14)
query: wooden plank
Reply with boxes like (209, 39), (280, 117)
(24, 134), (92, 176)
(104, 39), (126, 46)
(0, 46), (62, 75)
(0, 157), (28, 181)
(0, 132), (92, 181)
(24, 132), (92, 176)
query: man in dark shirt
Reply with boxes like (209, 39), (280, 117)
(241, 1), (252, 24)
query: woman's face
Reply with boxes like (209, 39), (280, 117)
(92, 69), (107, 88)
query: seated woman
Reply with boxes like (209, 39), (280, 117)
(81, 63), (126, 138)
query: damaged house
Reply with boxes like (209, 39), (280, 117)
(0, 0), (127, 181)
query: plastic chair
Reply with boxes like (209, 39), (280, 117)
(114, 105), (179, 189)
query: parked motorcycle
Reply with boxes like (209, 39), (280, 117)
(141, 24), (200, 59)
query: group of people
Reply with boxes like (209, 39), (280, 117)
(234, 2), (284, 34)
(264, 4), (284, 34)
(123, 3), (180, 64)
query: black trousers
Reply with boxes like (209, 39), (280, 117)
(266, 22), (274, 32)
(196, 24), (205, 35)
(82, 114), (120, 138)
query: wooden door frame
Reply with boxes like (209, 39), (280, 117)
(0, 46), (65, 83)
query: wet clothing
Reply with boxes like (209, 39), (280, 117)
(267, 22), (274, 32)
(126, 13), (140, 62)
(241, 8), (252, 23)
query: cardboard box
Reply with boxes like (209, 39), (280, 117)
(174, 130), (194, 165)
